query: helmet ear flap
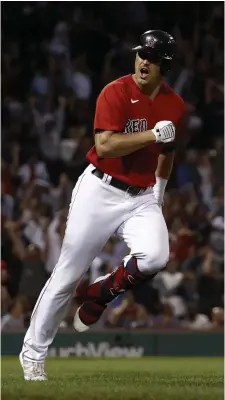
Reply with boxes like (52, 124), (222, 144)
(160, 58), (172, 76)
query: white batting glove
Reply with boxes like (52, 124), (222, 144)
(152, 121), (175, 143)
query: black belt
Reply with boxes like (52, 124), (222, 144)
(92, 168), (148, 196)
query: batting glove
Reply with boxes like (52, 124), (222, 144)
(152, 121), (175, 143)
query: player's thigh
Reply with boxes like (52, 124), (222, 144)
(121, 204), (169, 272)
(56, 171), (125, 277)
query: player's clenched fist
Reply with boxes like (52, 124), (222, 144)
(152, 121), (175, 143)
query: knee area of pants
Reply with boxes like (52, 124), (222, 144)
(48, 276), (75, 295)
(136, 248), (169, 273)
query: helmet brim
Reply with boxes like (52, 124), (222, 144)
(132, 45), (173, 60)
(132, 45), (142, 52)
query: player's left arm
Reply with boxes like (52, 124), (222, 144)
(153, 101), (185, 206)
(153, 145), (175, 205)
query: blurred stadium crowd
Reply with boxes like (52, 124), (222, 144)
(1, 2), (224, 331)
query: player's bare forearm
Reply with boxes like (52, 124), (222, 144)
(95, 130), (156, 158)
(155, 150), (175, 180)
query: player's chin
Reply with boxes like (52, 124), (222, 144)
(138, 76), (152, 85)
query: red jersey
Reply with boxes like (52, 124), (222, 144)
(86, 74), (185, 187)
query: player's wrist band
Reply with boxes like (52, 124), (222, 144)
(153, 177), (168, 203)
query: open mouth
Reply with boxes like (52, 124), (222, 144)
(140, 67), (150, 79)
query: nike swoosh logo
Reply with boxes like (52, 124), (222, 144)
(131, 99), (139, 103)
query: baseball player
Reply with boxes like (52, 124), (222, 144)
(20, 30), (185, 380)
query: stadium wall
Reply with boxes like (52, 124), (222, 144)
(2, 331), (224, 357)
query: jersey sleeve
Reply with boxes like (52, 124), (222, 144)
(173, 99), (186, 129)
(159, 98), (185, 153)
(94, 82), (128, 133)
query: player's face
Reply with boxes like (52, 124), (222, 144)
(135, 52), (161, 86)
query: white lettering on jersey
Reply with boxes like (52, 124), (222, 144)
(124, 119), (147, 134)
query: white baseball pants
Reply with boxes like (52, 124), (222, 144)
(22, 164), (169, 361)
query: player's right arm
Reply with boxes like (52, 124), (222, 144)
(95, 130), (157, 158)
(94, 83), (175, 158)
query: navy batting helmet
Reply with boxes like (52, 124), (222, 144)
(132, 30), (176, 75)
